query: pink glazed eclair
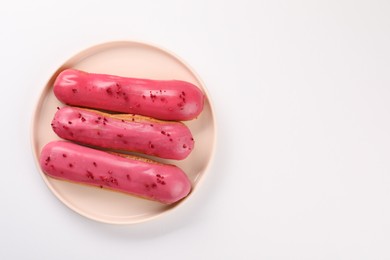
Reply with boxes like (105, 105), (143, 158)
(51, 106), (194, 160)
(53, 69), (205, 121)
(40, 141), (191, 204)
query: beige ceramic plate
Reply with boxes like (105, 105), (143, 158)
(31, 41), (216, 224)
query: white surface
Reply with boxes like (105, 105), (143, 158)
(1, 0), (390, 259)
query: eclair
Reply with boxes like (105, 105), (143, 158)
(53, 69), (204, 121)
(40, 141), (192, 204)
(51, 106), (195, 160)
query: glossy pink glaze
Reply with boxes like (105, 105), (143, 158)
(51, 107), (195, 160)
(39, 141), (192, 204)
(53, 69), (204, 121)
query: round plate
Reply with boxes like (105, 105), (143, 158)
(31, 41), (216, 224)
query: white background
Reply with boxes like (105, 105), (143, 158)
(1, 0), (390, 259)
